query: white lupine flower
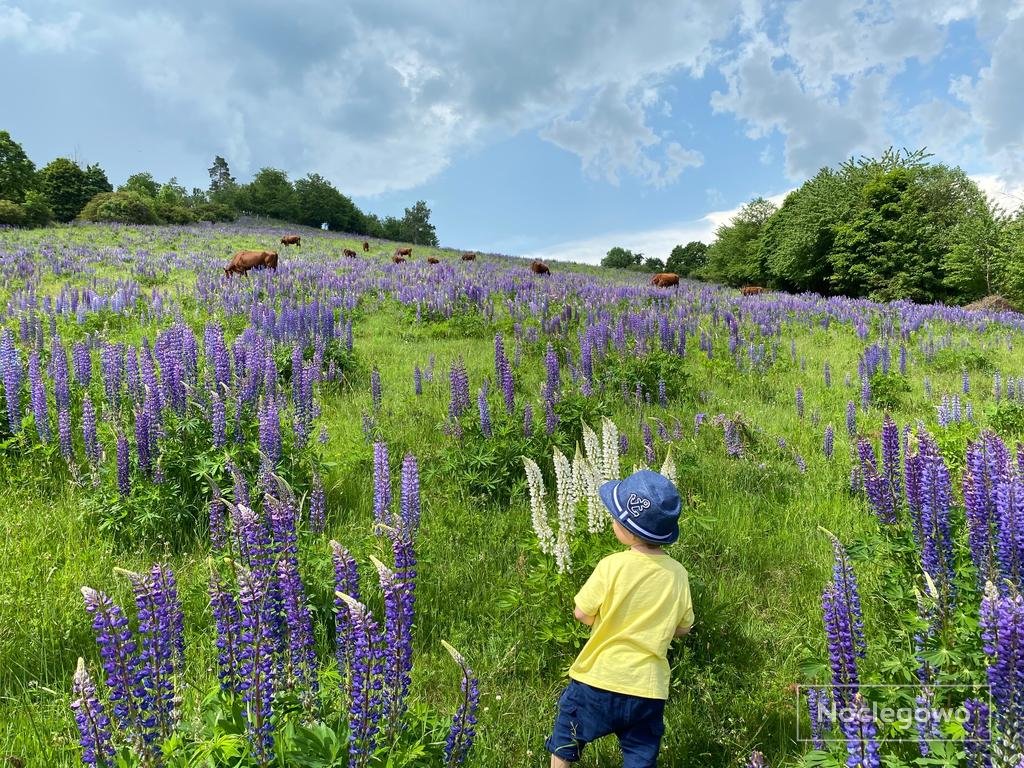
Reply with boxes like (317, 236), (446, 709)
(584, 460), (606, 533)
(523, 456), (554, 555)
(601, 417), (620, 481)
(582, 421), (601, 472)
(660, 446), (677, 485)
(553, 447), (577, 573)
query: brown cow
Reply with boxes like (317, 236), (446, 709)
(362, 241), (370, 252)
(392, 255), (406, 264)
(461, 252), (476, 261)
(427, 257), (440, 264)
(224, 250), (278, 278)
(394, 247), (413, 258)
(530, 259), (550, 275)
(343, 248), (357, 258)
(740, 285), (765, 296)
(280, 235), (301, 247)
(650, 272), (679, 288)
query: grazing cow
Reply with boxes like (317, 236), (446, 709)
(395, 246), (413, 258)
(530, 259), (550, 275)
(280, 235), (301, 246)
(461, 251), (476, 261)
(343, 248), (357, 258)
(650, 272), (679, 288)
(362, 241), (370, 252)
(392, 255), (406, 264)
(740, 285), (765, 296)
(427, 257), (440, 264)
(224, 250), (278, 278)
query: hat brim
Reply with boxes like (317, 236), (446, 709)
(599, 479), (679, 545)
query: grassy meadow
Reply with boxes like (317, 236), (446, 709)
(0, 222), (1016, 767)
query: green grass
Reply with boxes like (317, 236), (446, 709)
(0, 222), (1014, 767)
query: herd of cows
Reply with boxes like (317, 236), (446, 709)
(221, 235), (768, 295)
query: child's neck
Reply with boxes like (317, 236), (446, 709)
(629, 542), (663, 555)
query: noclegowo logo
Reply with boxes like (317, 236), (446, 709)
(625, 493), (651, 517)
(793, 684), (992, 745)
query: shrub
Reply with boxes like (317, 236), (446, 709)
(155, 200), (197, 224)
(193, 202), (237, 222)
(0, 199), (27, 227)
(79, 190), (159, 225)
(870, 372), (911, 410)
(988, 400), (1024, 438)
(21, 190), (52, 227)
(597, 348), (691, 403)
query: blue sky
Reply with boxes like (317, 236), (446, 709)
(3, 0), (1024, 263)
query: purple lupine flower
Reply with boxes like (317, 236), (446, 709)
(442, 641), (480, 768)
(400, 454), (420, 530)
(523, 403), (533, 438)
(846, 401), (857, 437)
(917, 437), (956, 605)
(258, 397), (281, 465)
(478, 387), (492, 438)
(544, 398), (558, 436)
(821, 538), (864, 711)
(209, 497), (227, 550)
(544, 343), (560, 401)
(331, 540), (360, 669)
(747, 752), (766, 768)
(211, 390), (226, 449)
(236, 564), (277, 765)
(642, 421), (655, 466)
(116, 432), (131, 496)
(0, 329), (22, 433)
(724, 419), (742, 458)
(841, 694), (881, 768)
(277, 556), (319, 715)
(80, 587), (147, 745)
(963, 369), (971, 394)
(413, 365), (422, 396)
(119, 566), (179, 742)
(448, 360), (470, 421)
(807, 687), (832, 750)
(880, 415), (901, 502)
(580, 334), (593, 397)
(795, 387), (805, 418)
(824, 362), (832, 388)
(795, 453), (807, 473)
(210, 569), (242, 693)
(964, 433), (1007, 587)
(309, 474), (326, 533)
(82, 394), (99, 465)
(824, 425), (835, 459)
(28, 350), (49, 442)
(58, 407), (73, 461)
(860, 377), (871, 412)
(370, 367), (382, 412)
(373, 441), (391, 525)
(658, 379), (667, 408)
(495, 334), (514, 412)
(51, 339), (70, 411)
(980, 583), (1024, 760)
(963, 698), (991, 768)
(372, 557), (413, 734)
(71, 658), (115, 768)
(73, 342), (92, 387)
(995, 475), (1024, 591)
(336, 593), (384, 767)
(694, 412), (706, 434)
(924, 377), (932, 397)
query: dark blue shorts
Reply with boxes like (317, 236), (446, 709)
(545, 679), (666, 767)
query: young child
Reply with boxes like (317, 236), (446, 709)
(546, 469), (694, 768)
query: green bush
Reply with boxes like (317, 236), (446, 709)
(0, 199), (27, 227)
(79, 190), (159, 225)
(21, 190), (52, 227)
(193, 202), (237, 222)
(870, 371), (911, 410)
(989, 400), (1024, 438)
(154, 200), (197, 224)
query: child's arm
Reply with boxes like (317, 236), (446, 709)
(573, 606), (596, 626)
(673, 623), (691, 637)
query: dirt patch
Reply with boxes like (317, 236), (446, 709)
(965, 294), (1019, 313)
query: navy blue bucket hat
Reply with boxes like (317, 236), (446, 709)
(599, 469), (681, 545)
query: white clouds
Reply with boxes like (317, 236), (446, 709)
(540, 84), (702, 187)
(0, 3), (81, 52)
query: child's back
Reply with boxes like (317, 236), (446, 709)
(571, 549), (693, 700)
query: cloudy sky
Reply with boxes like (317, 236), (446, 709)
(4, 0), (1024, 262)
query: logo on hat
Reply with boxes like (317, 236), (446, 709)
(626, 493), (651, 517)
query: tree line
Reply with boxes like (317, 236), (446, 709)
(604, 148), (1024, 307)
(0, 130), (438, 245)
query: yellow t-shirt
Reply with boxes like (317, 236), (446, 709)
(570, 549), (694, 700)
